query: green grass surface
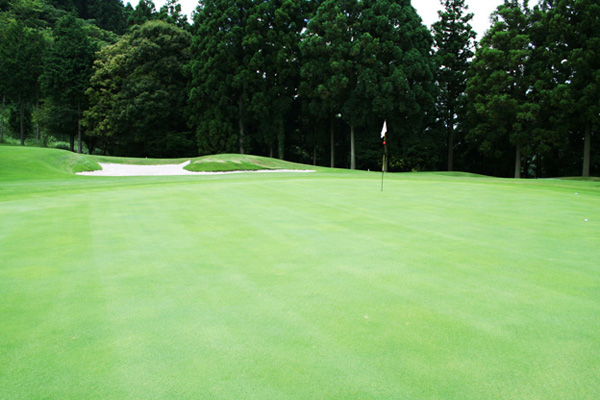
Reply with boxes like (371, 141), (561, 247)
(88, 153), (316, 172)
(185, 153), (317, 172)
(90, 154), (190, 165)
(1, 145), (599, 399)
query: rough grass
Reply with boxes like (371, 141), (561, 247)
(1, 146), (599, 399)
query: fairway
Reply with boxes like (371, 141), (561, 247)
(1, 146), (599, 399)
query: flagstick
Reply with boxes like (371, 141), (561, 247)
(380, 120), (387, 192)
(381, 154), (385, 191)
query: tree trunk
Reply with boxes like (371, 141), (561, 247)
(1, 94), (5, 142)
(447, 110), (454, 171)
(582, 121), (591, 177)
(19, 100), (24, 146)
(35, 86), (40, 142)
(35, 99), (40, 142)
(350, 125), (356, 170)
(277, 118), (285, 160)
(70, 134), (75, 152)
(514, 143), (522, 179)
(78, 121), (82, 153)
(330, 116), (335, 168)
(238, 97), (245, 154)
(77, 101), (82, 153)
(313, 144), (317, 166)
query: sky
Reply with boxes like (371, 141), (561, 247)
(149, 0), (532, 40)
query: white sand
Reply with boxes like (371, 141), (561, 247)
(77, 160), (315, 176)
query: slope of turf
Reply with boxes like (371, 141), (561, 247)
(185, 153), (317, 172)
(1, 147), (599, 399)
(0, 145), (101, 180)
(87, 153), (317, 172)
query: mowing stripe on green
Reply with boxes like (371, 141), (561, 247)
(1, 146), (599, 399)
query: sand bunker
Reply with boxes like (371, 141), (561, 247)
(77, 160), (315, 176)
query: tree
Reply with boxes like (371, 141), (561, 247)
(362, 0), (438, 172)
(127, 0), (157, 27)
(84, 21), (194, 157)
(87, 0), (127, 33)
(0, 19), (7, 142)
(158, 0), (188, 29)
(543, 0), (600, 177)
(45, 0), (126, 33)
(432, 0), (476, 171)
(301, 0), (437, 171)
(246, 0), (306, 160)
(301, 0), (378, 169)
(40, 13), (96, 152)
(0, 20), (45, 145)
(7, 0), (62, 29)
(188, 0), (257, 155)
(300, 0), (347, 167)
(466, 0), (534, 178)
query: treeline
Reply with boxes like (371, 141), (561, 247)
(1, 0), (598, 177)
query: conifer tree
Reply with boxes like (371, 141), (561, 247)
(246, 0), (306, 159)
(40, 13), (96, 152)
(188, 0), (257, 155)
(0, 20), (45, 145)
(300, 0), (365, 168)
(128, 0), (157, 27)
(467, 0), (534, 178)
(432, 0), (476, 171)
(363, 0), (438, 171)
(158, 0), (188, 29)
(543, 0), (600, 176)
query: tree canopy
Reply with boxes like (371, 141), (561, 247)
(432, 0), (476, 171)
(84, 20), (194, 157)
(1, 0), (598, 176)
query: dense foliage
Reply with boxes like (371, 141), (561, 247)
(84, 20), (194, 157)
(432, 0), (476, 171)
(1, 0), (598, 177)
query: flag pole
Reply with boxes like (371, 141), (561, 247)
(380, 120), (387, 191)
(381, 154), (385, 191)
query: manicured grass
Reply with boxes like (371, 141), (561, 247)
(0, 145), (101, 180)
(1, 146), (599, 399)
(88, 153), (316, 172)
(185, 153), (317, 172)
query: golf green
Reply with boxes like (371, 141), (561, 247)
(1, 146), (599, 399)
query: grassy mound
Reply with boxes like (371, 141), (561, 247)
(185, 153), (316, 172)
(89, 154), (191, 165)
(0, 145), (100, 180)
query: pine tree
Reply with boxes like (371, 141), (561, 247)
(128, 0), (157, 27)
(188, 0), (258, 155)
(544, 0), (600, 177)
(246, 0), (306, 159)
(40, 14), (96, 152)
(0, 20), (45, 145)
(158, 0), (188, 29)
(432, 0), (476, 171)
(300, 0), (366, 168)
(467, 0), (534, 178)
(365, 0), (438, 172)
(301, 0), (437, 171)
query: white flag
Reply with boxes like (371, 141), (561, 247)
(380, 120), (387, 139)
